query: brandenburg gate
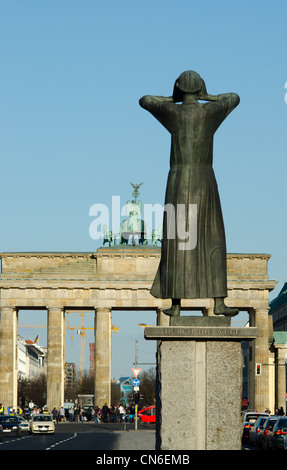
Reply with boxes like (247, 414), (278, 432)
(0, 247), (276, 411)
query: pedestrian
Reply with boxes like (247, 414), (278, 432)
(59, 406), (65, 422)
(87, 407), (92, 422)
(52, 407), (58, 422)
(119, 404), (125, 423)
(101, 403), (109, 423)
(74, 405), (80, 423)
(24, 407), (30, 420)
(69, 406), (74, 422)
(94, 406), (100, 423)
(110, 405), (115, 423)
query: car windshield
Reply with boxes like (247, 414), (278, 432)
(0, 417), (18, 423)
(141, 410), (151, 415)
(265, 418), (278, 429)
(33, 415), (52, 422)
(245, 415), (262, 424)
(254, 417), (268, 427)
(276, 417), (287, 428)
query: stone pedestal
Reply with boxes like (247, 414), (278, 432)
(145, 318), (258, 450)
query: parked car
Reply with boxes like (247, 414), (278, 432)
(249, 415), (269, 446)
(241, 409), (258, 422)
(258, 415), (279, 450)
(18, 416), (29, 432)
(242, 412), (269, 443)
(29, 414), (55, 434)
(138, 406), (156, 423)
(268, 416), (287, 450)
(0, 423), (3, 443)
(0, 415), (21, 437)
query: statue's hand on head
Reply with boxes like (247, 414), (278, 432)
(197, 82), (219, 102)
(197, 81), (208, 100)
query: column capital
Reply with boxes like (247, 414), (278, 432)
(156, 307), (170, 327)
(156, 307), (170, 313)
(250, 306), (270, 315)
(46, 306), (64, 312)
(95, 307), (111, 313)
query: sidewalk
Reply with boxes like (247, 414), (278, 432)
(115, 429), (156, 450)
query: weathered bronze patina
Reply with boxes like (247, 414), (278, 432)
(139, 71), (240, 317)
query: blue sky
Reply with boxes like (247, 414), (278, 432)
(0, 1), (286, 379)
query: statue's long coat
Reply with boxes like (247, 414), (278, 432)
(139, 93), (239, 299)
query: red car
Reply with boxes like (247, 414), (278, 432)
(138, 406), (156, 423)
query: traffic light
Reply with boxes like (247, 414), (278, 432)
(134, 393), (140, 404)
(256, 363), (261, 375)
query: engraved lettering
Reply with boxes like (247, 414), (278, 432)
(160, 327), (241, 337)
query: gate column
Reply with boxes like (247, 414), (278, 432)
(156, 308), (170, 327)
(249, 308), (271, 411)
(46, 307), (65, 412)
(94, 308), (111, 408)
(274, 346), (287, 412)
(0, 307), (18, 411)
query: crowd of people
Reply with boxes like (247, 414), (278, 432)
(0, 403), (51, 418)
(264, 406), (286, 416)
(0, 402), (141, 423)
(55, 403), (140, 423)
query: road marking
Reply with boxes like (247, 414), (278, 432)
(45, 432), (78, 450)
(0, 434), (31, 445)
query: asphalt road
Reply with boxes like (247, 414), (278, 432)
(0, 422), (153, 451)
(0, 422), (262, 454)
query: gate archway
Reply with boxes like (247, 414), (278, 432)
(0, 247), (277, 411)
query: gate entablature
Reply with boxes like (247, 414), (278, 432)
(0, 249), (276, 310)
(0, 248), (277, 411)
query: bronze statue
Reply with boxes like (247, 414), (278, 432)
(130, 182), (143, 204)
(139, 71), (240, 317)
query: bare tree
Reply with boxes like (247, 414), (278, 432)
(139, 368), (156, 406)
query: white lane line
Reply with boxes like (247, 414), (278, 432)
(0, 434), (32, 445)
(45, 432), (78, 450)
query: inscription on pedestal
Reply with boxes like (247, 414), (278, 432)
(166, 327), (240, 336)
(145, 326), (258, 341)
